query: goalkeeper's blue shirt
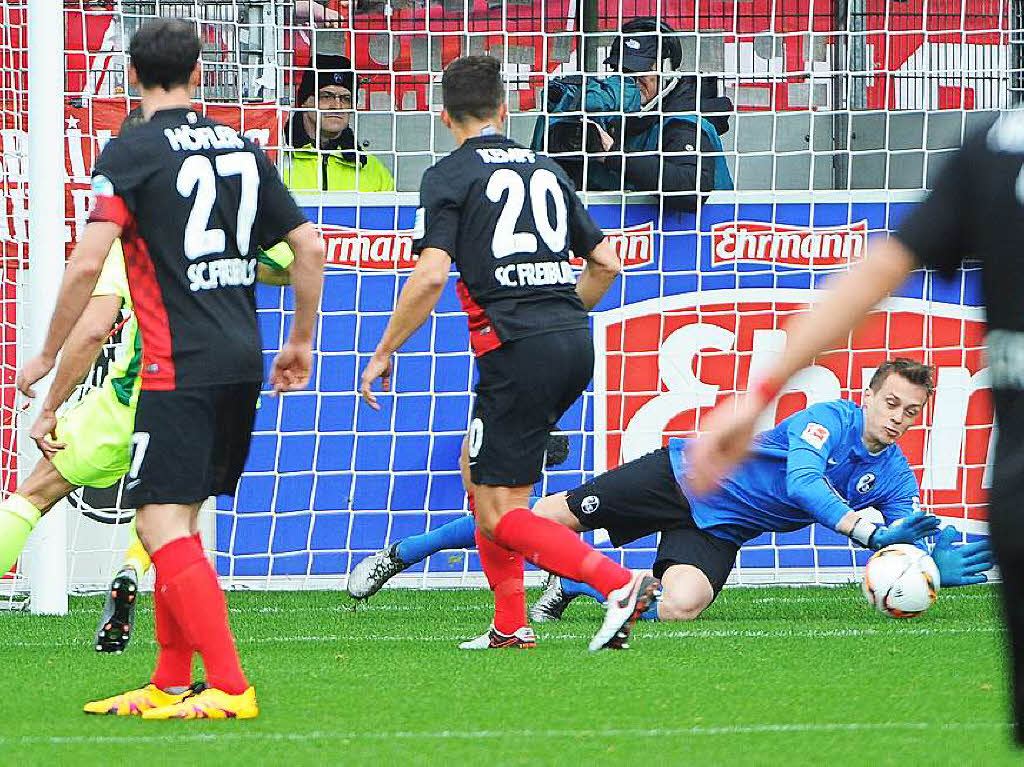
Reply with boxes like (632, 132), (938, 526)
(667, 399), (921, 546)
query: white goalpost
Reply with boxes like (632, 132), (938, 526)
(18, 0), (67, 615)
(0, 0), (1009, 604)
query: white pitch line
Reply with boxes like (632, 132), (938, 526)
(0, 624), (1003, 649)
(53, 590), (997, 617)
(0, 721), (1008, 747)
(750, 593), (995, 605)
(59, 604), (497, 617)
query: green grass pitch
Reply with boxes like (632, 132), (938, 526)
(0, 584), (1016, 765)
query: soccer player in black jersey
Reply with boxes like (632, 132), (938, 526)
(360, 56), (657, 651)
(17, 19), (324, 719)
(688, 116), (1024, 744)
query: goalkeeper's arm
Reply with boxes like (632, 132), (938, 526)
(783, 412), (939, 548)
(41, 294), (123, 414)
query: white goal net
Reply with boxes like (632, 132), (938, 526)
(0, 0), (1007, 604)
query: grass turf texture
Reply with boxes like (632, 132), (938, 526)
(0, 584), (1015, 766)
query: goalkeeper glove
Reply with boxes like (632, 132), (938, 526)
(544, 433), (570, 468)
(930, 525), (993, 587)
(868, 512), (941, 550)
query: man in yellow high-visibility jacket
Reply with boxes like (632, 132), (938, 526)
(283, 54), (394, 192)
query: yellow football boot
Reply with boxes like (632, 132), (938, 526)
(141, 685), (258, 720)
(83, 684), (192, 715)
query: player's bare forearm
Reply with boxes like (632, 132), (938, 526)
(283, 223), (325, 344)
(373, 248), (451, 358)
(576, 239), (622, 310)
(42, 294), (122, 414)
(41, 222), (120, 360)
(758, 238), (916, 391)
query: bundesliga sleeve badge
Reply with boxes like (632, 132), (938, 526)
(800, 422), (830, 450)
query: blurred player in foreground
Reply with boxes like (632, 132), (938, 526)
(687, 115), (1024, 743)
(360, 55), (656, 652)
(18, 19), (323, 719)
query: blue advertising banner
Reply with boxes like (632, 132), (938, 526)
(217, 194), (989, 582)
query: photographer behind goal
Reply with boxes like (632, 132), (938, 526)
(532, 17), (733, 212)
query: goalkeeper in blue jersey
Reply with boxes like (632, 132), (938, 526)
(351, 357), (992, 622)
(530, 357), (992, 622)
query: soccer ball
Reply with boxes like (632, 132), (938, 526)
(861, 544), (940, 619)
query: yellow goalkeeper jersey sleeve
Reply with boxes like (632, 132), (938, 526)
(92, 240), (141, 407)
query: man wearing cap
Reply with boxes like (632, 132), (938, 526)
(284, 54), (395, 192)
(539, 18), (732, 211)
(597, 18), (733, 210)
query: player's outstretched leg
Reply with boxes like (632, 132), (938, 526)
(349, 435), (568, 601)
(0, 460), (76, 576)
(348, 514), (476, 599)
(482, 501), (657, 651)
(95, 517), (152, 653)
(530, 575), (605, 622)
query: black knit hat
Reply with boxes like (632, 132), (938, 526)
(296, 54), (356, 106)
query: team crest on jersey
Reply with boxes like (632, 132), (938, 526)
(856, 473), (876, 494)
(800, 422), (830, 450)
(580, 495), (600, 514)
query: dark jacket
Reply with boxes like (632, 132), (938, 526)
(601, 77), (733, 211)
(537, 76), (733, 212)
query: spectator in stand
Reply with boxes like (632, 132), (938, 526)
(283, 54), (395, 192)
(535, 17), (733, 212)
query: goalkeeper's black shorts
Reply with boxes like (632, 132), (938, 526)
(565, 447), (739, 595)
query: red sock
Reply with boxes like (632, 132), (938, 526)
(474, 526), (526, 634)
(493, 508), (631, 598)
(150, 564), (193, 690)
(152, 535), (248, 695)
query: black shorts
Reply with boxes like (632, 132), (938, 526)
(565, 448), (739, 595)
(470, 328), (593, 487)
(124, 382), (261, 507)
